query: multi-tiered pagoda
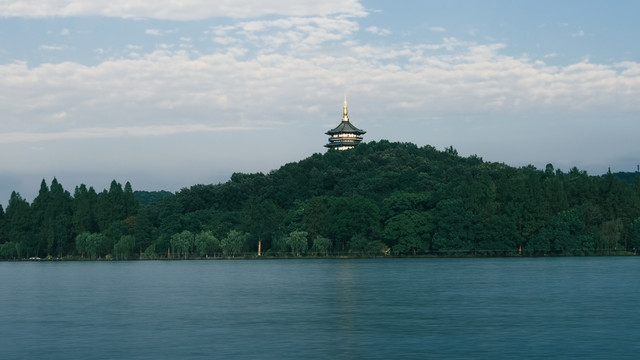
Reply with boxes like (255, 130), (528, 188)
(325, 97), (366, 150)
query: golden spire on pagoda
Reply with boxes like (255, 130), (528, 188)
(342, 94), (349, 122)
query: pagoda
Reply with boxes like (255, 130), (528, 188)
(325, 97), (366, 150)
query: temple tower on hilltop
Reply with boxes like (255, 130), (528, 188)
(325, 96), (366, 150)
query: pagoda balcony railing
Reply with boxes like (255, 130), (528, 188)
(328, 142), (360, 147)
(329, 138), (362, 142)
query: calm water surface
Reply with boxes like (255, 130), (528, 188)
(1, 258), (639, 359)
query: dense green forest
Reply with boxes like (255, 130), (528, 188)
(1, 140), (640, 260)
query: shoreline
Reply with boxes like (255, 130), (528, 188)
(7, 250), (636, 262)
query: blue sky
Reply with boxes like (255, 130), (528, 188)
(1, 0), (640, 204)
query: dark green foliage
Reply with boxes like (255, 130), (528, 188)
(2, 141), (640, 259)
(133, 190), (173, 206)
(612, 171), (640, 185)
(220, 230), (248, 256)
(195, 230), (220, 257)
(285, 230), (308, 256)
(75, 232), (107, 260)
(170, 230), (194, 259)
(114, 235), (136, 260)
(240, 198), (285, 252)
(73, 184), (99, 235)
(349, 234), (386, 256)
(311, 235), (332, 256)
(0, 205), (6, 245)
(5, 192), (35, 257)
(324, 195), (381, 252)
(0, 242), (18, 259)
(383, 210), (433, 254)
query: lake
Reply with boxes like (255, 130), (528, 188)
(1, 257), (639, 359)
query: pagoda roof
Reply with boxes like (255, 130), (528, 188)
(325, 120), (366, 135)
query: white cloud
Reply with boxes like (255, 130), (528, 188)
(430, 26), (446, 33)
(213, 37), (238, 46)
(51, 111), (68, 121)
(211, 16), (360, 52)
(146, 28), (179, 36)
(365, 26), (390, 36)
(1, 0), (367, 20)
(0, 124), (259, 143)
(39, 44), (65, 51)
(60, 28), (70, 36)
(2, 39), (640, 146)
(572, 29), (585, 37)
(617, 61), (640, 76)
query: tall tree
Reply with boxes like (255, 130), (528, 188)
(0, 204), (6, 245)
(31, 179), (52, 255)
(431, 198), (476, 255)
(241, 198), (284, 252)
(6, 192), (34, 257)
(133, 208), (155, 254)
(383, 210), (434, 254)
(73, 184), (99, 235)
(325, 195), (381, 252)
(96, 180), (126, 231)
(48, 178), (74, 257)
(123, 181), (138, 218)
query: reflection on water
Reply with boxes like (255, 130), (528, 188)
(1, 258), (640, 359)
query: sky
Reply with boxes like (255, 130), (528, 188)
(1, 0), (640, 204)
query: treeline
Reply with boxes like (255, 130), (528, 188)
(1, 140), (640, 260)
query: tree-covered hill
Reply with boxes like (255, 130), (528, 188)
(1, 140), (639, 259)
(613, 171), (640, 185)
(133, 190), (173, 206)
